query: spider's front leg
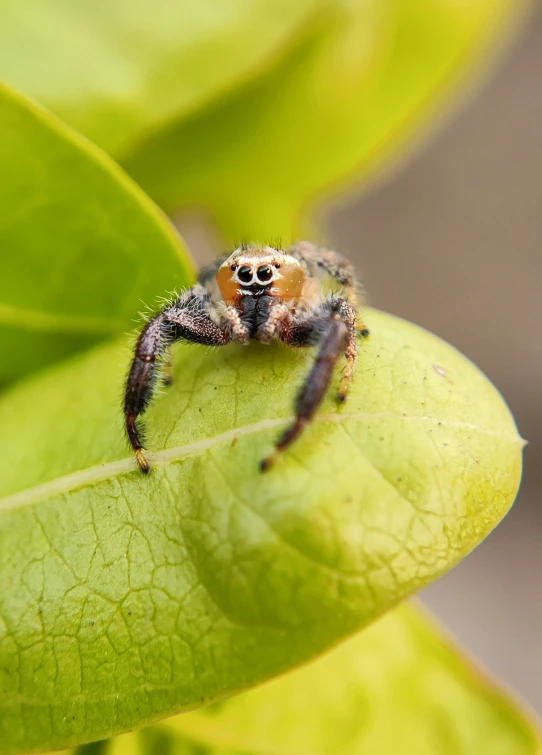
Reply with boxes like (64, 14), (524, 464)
(260, 297), (357, 471)
(124, 286), (230, 473)
(289, 241), (370, 336)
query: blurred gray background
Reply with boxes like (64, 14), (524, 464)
(325, 6), (542, 716)
(180, 5), (542, 717)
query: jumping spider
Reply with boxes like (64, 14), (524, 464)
(124, 241), (369, 473)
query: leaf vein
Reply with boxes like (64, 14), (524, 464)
(0, 413), (522, 514)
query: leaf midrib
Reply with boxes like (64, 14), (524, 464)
(0, 412), (522, 514)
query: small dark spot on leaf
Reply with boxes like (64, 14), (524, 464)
(90, 621), (94, 626)
(231, 437), (238, 448)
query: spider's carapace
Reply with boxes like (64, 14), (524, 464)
(124, 241), (369, 474)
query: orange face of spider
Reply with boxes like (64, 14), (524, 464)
(216, 247), (305, 306)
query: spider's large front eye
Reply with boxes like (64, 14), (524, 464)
(256, 265), (273, 282)
(237, 265), (253, 284)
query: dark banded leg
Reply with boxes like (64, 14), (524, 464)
(289, 241), (370, 335)
(260, 308), (349, 471)
(124, 313), (165, 473)
(288, 241), (357, 297)
(332, 298), (358, 402)
(124, 296), (229, 473)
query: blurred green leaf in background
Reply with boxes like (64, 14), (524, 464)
(0, 0), (319, 157)
(156, 605), (540, 755)
(126, 0), (531, 241)
(0, 1), (531, 241)
(0, 83), (192, 383)
(58, 606), (540, 755)
(0, 0), (537, 753)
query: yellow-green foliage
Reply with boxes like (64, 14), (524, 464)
(0, 0), (536, 752)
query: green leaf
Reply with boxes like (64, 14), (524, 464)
(0, 0), (319, 158)
(52, 606), (542, 755)
(0, 309), (522, 752)
(125, 0), (530, 241)
(0, 82), (191, 384)
(156, 604), (540, 755)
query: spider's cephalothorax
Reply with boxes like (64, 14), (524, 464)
(124, 241), (369, 473)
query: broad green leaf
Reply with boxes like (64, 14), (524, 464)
(0, 0), (319, 158)
(60, 606), (542, 755)
(0, 82), (191, 384)
(0, 309), (523, 752)
(157, 604), (540, 755)
(125, 0), (530, 241)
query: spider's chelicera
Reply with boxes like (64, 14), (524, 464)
(124, 241), (369, 473)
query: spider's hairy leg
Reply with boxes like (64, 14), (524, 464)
(157, 283), (216, 391)
(124, 311), (167, 473)
(289, 241), (370, 338)
(331, 297), (358, 402)
(260, 308), (349, 471)
(197, 253), (230, 292)
(288, 241), (359, 301)
(124, 287), (230, 474)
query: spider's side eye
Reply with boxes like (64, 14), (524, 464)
(257, 265), (273, 282)
(273, 263), (281, 268)
(238, 265), (253, 283)
(230, 264), (237, 271)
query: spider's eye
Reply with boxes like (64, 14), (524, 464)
(230, 264), (237, 271)
(237, 265), (252, 283)
(257, 265), (273, 282)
